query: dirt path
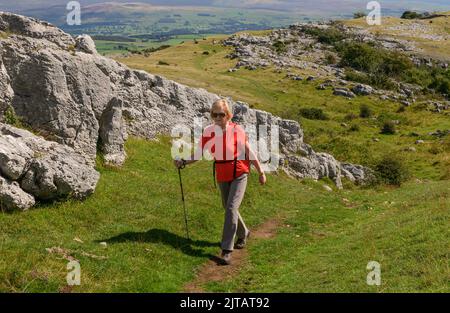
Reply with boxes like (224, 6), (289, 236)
(183, 217), (282, 293)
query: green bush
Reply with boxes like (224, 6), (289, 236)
(272, 40), (288, 54)
(401, 11), (423, 19)
(3, 106), (22, 127)
(353, 12), (367, 19)
(303, 27), (347, 45)
(374, 155), (409, 186)
(345, 69), (371, 85)
(359, 104), (373, 118)
(325, 53), (337, 65)
(339, 42), (382, 73)
(428, 68), (450, 95)
(339, 43), (412, 90)
(298, 108), (329, 120)
(381, 120), (396, 134)
(380, 51), (413, 76)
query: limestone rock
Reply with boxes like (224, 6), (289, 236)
(333, 88), (356, 98)
(75, 34), (97, 54)
(352, 84), (374, 96)
(0, 176), (35, 211)
(0, 123), (100, 209)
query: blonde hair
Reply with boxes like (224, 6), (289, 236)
(210, 99), (233, 120)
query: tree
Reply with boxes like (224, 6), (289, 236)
(353, 12), (367, 19)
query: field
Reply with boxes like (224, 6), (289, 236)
(0, 137), (448, 292)
(94, 34), (218, 56)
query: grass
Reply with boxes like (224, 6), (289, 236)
(95, 34), (221, 56)
(0, 30), (13, 39)
(0, 136), (448, 292)
(205, 178), (450, 292)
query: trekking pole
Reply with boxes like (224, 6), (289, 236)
(176, 158), (190, 240)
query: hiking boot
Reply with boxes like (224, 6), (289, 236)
(234, 231), (250, 249)
(221, 250), (232, 265)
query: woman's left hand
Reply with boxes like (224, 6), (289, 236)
(259, 173), (266, 185)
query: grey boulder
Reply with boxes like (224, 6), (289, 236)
(333, 88), (356, 98)
(0, 123), (100, 211)
(352, 84), (374, 96)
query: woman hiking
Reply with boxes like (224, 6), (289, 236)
(174, 99), (266, 265)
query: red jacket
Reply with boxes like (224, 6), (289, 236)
(200, 122), (250, 182)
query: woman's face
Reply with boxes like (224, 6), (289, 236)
(211, 107), (228, 129)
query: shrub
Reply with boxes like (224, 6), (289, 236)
(202, 51), (210, 55)
(339, 42), (382, 73)
(349, 124), (360, 132)
(272, 40), (287, 54)
(401, 11), (422, 19)
(345, 69), (371, 83)
(3, 106), (22, 127)
(429, 69), (450, 95)
(325, 53), (337, 65)
(298, 108), (329, 120)
(359, 104), (373, 118)
(339, 43), (412, 90)
(379, 51), (413, 77)
(353, 12), (367, 19)
(380, 120), (396, 134)
(157, 60), (170, 66)
(374, 155), (409, 186)
(303, 27), (347, 45)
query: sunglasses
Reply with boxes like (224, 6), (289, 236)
(212, 112), (226, 118)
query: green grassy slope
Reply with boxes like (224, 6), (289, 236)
(115, 35), (450, 180)
(0, 137), (448, 292)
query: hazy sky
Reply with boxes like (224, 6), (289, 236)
(1, 0), (449, 13)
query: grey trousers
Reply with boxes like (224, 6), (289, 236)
(218, 173), (250, 251)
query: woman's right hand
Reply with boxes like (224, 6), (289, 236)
(174, 159), (185, 169)
(259, 173), (267, 185)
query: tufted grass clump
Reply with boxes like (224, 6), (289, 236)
(373, 154), (410, 186)
(3, 106), (22, 128)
